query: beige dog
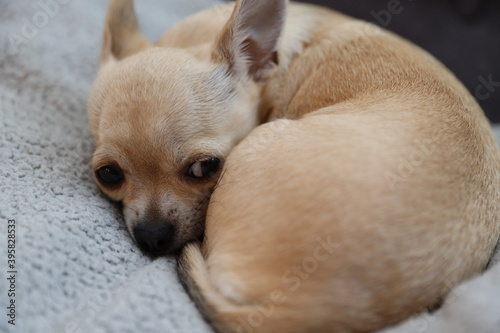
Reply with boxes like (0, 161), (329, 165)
(88, 0), (500, 331)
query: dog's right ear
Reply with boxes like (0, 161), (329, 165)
(213, 0), (287, 81)
(101, 0), (151, 65)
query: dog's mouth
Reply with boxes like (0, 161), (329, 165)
(120, 185), (215, 256)
(137, 231), (204, 257)
(128, 211), (207, 256)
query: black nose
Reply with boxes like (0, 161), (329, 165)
(133, 223), (175, 254)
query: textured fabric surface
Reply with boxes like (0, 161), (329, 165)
(0, 1), (499, 333)
(0, 1), (218, 333)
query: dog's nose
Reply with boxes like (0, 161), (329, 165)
(133, 223), (175, 254)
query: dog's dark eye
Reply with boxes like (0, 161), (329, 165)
(186, 157), (220, 180)
(96, 165), (124, 186)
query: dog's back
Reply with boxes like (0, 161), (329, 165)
(175, 2), (500, 332)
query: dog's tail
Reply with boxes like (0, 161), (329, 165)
(177, 242), (255, 333)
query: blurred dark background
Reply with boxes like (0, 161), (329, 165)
(298, 0), (500, 123)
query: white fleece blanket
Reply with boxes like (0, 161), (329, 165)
(0, 1), (499, 333)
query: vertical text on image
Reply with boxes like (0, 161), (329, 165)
(6, 219), (17, 326)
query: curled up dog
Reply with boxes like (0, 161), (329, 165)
(87, 0), (500, 332)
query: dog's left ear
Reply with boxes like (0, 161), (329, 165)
(101, 0), (151, 66)
(213, 0), (287, 81)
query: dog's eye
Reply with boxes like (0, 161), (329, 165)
(186, 157), (220, 180)
(96, 165), (124, 186)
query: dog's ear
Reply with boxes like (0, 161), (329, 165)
(213, 0), (287, 80)
(101, 0), (151, 65)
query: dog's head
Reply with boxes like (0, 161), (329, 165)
(87, 0), (286, 254)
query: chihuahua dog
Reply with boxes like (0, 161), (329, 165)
(88, 0), (500, 332)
